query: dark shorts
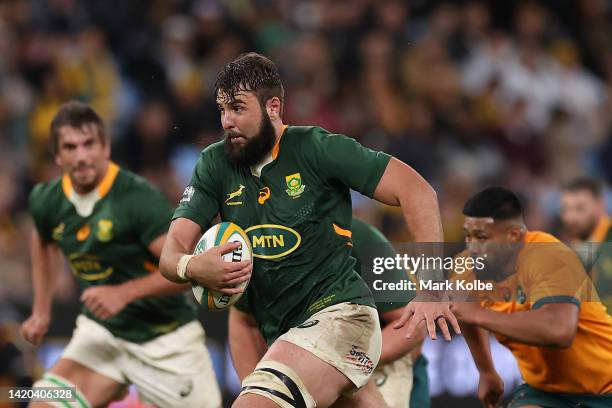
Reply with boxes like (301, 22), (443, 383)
(410, 355), (430, 408)
(509, 383), (612, 408)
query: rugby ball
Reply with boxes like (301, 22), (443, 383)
(191, 222), (252, 311)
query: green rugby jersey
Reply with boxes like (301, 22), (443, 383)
(29, 163), (197, 343)
(174, 125), (391, 345)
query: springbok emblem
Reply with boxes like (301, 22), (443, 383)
(225, 184), (246, 203)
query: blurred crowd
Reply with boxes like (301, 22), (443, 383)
(1, 0), (612, 403)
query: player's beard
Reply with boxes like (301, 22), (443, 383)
(224, 112), (276, 167)
(573, 217), (599, 241)
(68, 163), (102, 194)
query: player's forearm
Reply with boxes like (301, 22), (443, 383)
(397, 187), (443, 243)
(31, 265), (57, 316)
(159, 219), (203, 283)
(229, 308), (267, 380)
(470, 307), (575, 348)
(374, 159), (443, 283)
(461, 322), (496, 374)
(379, 324), (423, 365)
(159, 237), (191, 283)
(119, 272), (190, 302)
(30, 233), (60, 316)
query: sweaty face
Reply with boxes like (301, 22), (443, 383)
(218, 91), (276, 167)
(463, 216), (521, 282)
(560, 190), (602, 241)
(55, 125), (109, 193)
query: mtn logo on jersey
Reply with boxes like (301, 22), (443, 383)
(245, 224), (301, 259)
(68, 253), (114, 281)
(225, 184), (245, 206)
(285, 173), (305, 198)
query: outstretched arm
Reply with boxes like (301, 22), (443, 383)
(379, 307), (425, 365)
(461, 321), (504, 408)
(20, 229), (64, 345)
(80, 234), (193, 320)
(374, 158), (459, 340)
(454, 301), (578, 347)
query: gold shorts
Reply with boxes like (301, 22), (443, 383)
(277, 302), (382, 389)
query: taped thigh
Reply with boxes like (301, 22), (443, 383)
(240, 361), (316, 408)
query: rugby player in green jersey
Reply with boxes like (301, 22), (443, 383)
(160, 52), (458, 408)
(21, 102), (222, 408)
(560, 177), (612, 312)
(228, 218), (429, 408)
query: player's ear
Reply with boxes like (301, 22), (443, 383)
(265, 97), (282, 121)
(103, 139), (111, 159)
(507, 225), (524, 243)
(596, 198), (606, 215)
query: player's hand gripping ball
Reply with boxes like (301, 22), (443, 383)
(192, 222), (252, 311)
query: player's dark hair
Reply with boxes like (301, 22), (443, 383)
(463, 187), (523, 221)
(214, 52), (284, 109)
(562, 177), (603, 198)
(50, 101), (107, 154)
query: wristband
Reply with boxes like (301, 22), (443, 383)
(177, 254), (195, 281)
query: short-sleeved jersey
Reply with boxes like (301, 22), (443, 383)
(174, 125), (391, 345)
(460, 231), (612, 394)
(29, 163), (197, 343)
(350, 218), (413, 316)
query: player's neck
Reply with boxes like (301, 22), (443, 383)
(272, 120), (286, 145)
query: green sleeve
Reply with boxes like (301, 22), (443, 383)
(172, 147), (221, 232)
(28, 184), (51, 242)
(128, 180), (173, 246)
(309, 131), (391, 197)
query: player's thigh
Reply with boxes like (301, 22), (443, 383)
(330, 380), (388, 408)
(30, 358), (125, 408)
(278, 302), (382, 391)
(233, 340), (352, 408)
(236, 303), (381, 408)
(122, 321), (222, 408)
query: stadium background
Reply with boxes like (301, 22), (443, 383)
(1, 0), (611, 407)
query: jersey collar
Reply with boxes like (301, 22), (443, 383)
(250, 125), (288, 177)
(272, 124), (289, 160)
(590, 215), (611, 243)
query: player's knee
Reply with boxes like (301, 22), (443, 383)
(240, 361), (316, 408)
(31, 374), (91, 408)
